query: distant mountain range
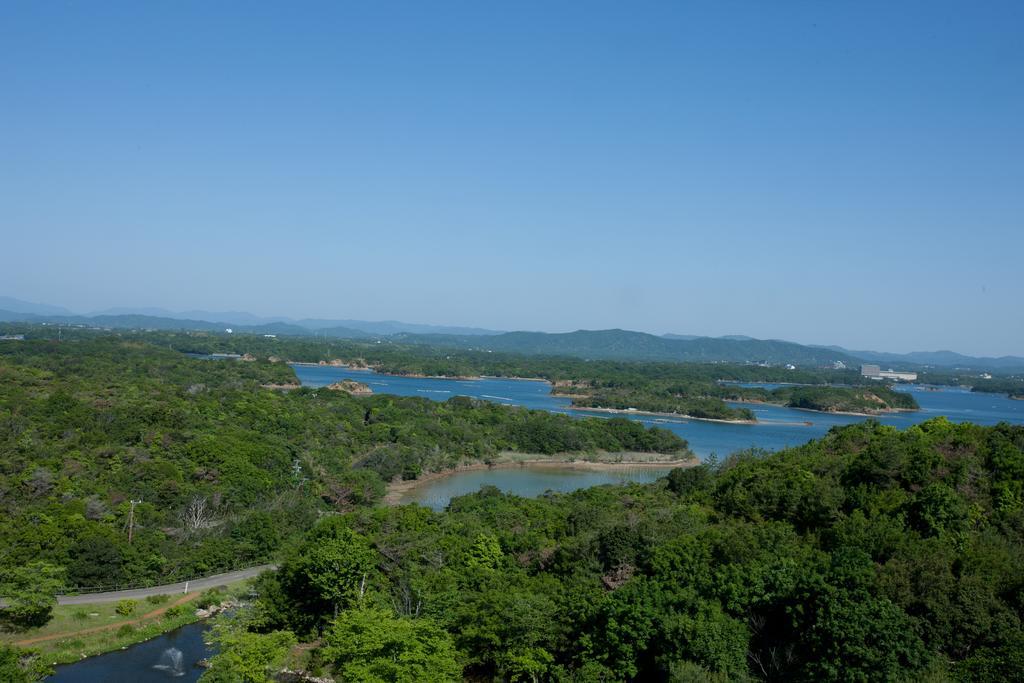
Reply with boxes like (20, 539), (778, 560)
(810, 345), (1024, 371)
(395, 329), (862, 366)
(0, 298), (499, 337)
(2, 296), (1022, 371)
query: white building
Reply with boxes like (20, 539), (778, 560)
(861, 364), (917, 381)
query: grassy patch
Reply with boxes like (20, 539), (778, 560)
(0, 578), (255, 666)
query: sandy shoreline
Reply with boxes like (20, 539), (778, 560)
(569, 405), (757, 425)
(789, 406), (919, 418)
(728, 397), (917, 418)
(480, 375), (551, 383)
(383, 455), (697, 506)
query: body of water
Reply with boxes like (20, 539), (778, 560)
(48, 622), (211, 682)
(294, 365), (1024, 508)
(294, 366), (1024, 459)
(396, 466), (677, 510)
(52, 368), (1022, 678)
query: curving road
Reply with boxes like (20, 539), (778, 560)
(55, 564), (277, 605)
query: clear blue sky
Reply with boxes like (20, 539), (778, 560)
(2, 1), (1021, 355)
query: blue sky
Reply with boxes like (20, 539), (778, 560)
(2, 1), (1022, 355)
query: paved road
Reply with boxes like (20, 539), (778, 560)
(55, 564), (277, 605)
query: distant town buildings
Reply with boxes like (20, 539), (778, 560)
(0, 334), (25, 341)
(833, 360), (847, 370)
(861, 364), (918, 381)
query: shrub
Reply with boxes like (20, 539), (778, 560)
(117, 624), (135, 637)
(197, 589), (225, 610)
(164, 605), (186, 620)
(71, 609), (90, 621)
(146, 594), (170, 605)
(115, 599), (136, 616)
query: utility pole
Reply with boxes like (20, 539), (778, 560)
(127, 499), (142, 543)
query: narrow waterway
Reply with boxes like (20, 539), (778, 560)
(47, 622), (212, 682)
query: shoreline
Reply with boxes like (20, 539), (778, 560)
(285, 365), (921, 419)
(789, 405), (919, 418)
(729, 398), (918, 418)
(569, 405), (757, 425)
(383, 455), (697, 506)
(480, 375), (550, 383)
(288, 362), (554, 385)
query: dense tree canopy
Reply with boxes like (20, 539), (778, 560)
(232, 418), (1024, 682)
(2, 327), (1021, 681)
(0, 336), (685, 589)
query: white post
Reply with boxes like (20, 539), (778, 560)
(184, 581), (189, 594)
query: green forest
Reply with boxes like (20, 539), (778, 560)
(201, 417), (1024, 682)
(39, 327), (919, 421)
(0, 337), (686, 595)
(1, 327), (1022, 682)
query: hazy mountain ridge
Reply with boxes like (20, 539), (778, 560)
(813, 345), (1024, 370)
(1, 297), (501, 337)
(394, 329), (861, 366)
(3, 296), (1021, 369)
(0, 308), (374, 339)
(0, 296), (75, 317)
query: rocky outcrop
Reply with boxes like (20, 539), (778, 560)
(194, 599), (238, 619)
(553, 379), (591, 389)
(240, 353), (257, 362)
(325, 380), (373, 396)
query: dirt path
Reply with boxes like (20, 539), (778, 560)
(15, 592), (199, 646)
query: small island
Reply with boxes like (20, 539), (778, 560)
(325, 379), (374, 395)
(766, 385), (918, 415)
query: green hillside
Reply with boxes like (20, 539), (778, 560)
(0, 337), (685, 592)
(397, 329), (859, 366)
(216, 418), (1024, 682)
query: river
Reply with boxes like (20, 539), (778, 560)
(48, 622), (211, 682)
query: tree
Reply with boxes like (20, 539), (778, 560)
(320, 607), (462, 683)
(0, 562), (65, 631)
(666, 464), (713, 498)
(203, 628), (296, 683)
(181, 495), (214, 534)
(0, 644), (51, 683)
(275, 520), (378, 633)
